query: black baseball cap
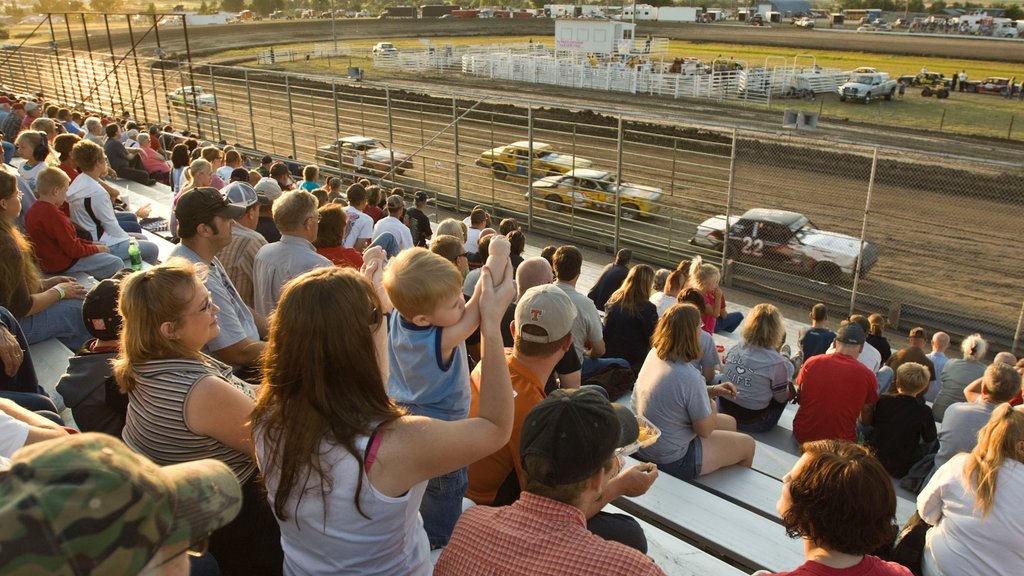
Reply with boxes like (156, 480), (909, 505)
(175, 187), (246, 224)
(520, 388), (639, 485)
(81, 271), (133, 340)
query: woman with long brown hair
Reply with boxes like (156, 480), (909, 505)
(634, 303), (754, 480)
(113, 258), (282, 575)
(0, 169), (88, 348)
(602, 263), (658, 375)
(252, 260), (515, 575)
(918, 403), (1024, 575)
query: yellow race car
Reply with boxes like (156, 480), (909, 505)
(476, 141), (593, 180)
(529, 169), (663, 220)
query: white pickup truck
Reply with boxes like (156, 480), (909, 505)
(837, 72), (897, 103)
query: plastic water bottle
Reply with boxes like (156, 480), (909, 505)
(128, 238), (142, 271)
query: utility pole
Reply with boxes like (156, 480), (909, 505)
(331, 0), (338, 52)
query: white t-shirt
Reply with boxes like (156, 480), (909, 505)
(343, 205), (373, 248)
(464, 227), (482, 254)
(826, 340), (882, 373)
(919, 454), (1024, 576)
(649, 292), (677, 318)
(0, 411), (30, 469)
(216, 165), (234, 183)
(373, 215), (414, 252)
(18, 162), (47, 192)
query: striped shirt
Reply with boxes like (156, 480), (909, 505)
(122, 355), (257, 482)
(216, 222), (267, 309)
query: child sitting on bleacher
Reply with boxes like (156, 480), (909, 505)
(866, 362), (937, 478)
(24, 167), (124, 281)
(382, 237), (509, 548)
(56, 273), (132, 437)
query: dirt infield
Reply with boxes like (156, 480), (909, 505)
(57, 18), (1024, 63)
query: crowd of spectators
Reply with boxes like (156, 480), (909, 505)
(0, 94), (1021, 576)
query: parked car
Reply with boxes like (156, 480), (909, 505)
(690, 209), (879, 283)
(837, 72), (897, 103)
(965, 77), (1013, 95)
(476, 141), (593, 180)
(527, 169), (662, 220)
(314, 136), (412, 176)
(166, 86), (216, 111)
(372, 42), (399, 56)
(896, 72), (952, 88)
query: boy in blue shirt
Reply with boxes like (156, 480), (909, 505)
(383, 236), (510, 547)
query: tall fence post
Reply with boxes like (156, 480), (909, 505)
(126, 17), (149, 124)
(385, 88), (395, 187)
(177, 67), (191, 133)
(613, 114), (624, 253)
(849, 147), (878, 317)
(721, 129), (738, 283)
(64, 15), (85, 106)
(527, 106), (535, 230)
(245, 70), (257, 149)
(103, 14), (125, 114)
(208, 67), (222, 142)
(452, 96), (461, 217)
(1014, 300), (1024, 355)
(152, 13), (169, 117)
(149, 67), (162, 124)
(332, 81), (341, 140)
(46, 16), (68, 105)
(80, 15), (94, 107)
(285, 75), (297, 159)
(181, 17), (202, 132)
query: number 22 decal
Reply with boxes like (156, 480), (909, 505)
(741, 237), (764, 257)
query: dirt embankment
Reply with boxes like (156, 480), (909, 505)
(50, 18), (1024, 63)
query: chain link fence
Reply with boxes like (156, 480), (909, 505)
(1, 44), (1021, 351)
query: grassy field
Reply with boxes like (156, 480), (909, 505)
(235, 35), (1024, 141)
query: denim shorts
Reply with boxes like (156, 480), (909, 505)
(656, 436), (703, 480)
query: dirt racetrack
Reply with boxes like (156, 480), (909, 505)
(52, 18), (1024, 63)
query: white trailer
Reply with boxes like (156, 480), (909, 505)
(554, 19), (637, 53)
(657, 7), (701, 22)
(545, 4), (576, 18)
(621, 4), (657, 20)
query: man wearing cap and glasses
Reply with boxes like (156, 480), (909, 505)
(793, 322), (879, 444)
(216, 181), (270, 309)
(170, 187), (267, 374)
(437, 387), (664, 575)
(884, 327), (937, 390)
(0, 433), (242, 575)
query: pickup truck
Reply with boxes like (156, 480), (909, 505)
(837, 72), (897, 103)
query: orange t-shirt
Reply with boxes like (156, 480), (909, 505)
(466, 352), (547, 505)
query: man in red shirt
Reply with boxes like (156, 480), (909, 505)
(436, 388), (664, 576)
(793, 322), (878, 444)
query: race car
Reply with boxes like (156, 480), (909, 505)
(314, 136), (412, 176)
(166, 86), (217, 111)
(964, 77), (1014, 95)
(527, 169), (662, 220)
(476, 141), (592, 180)
(689, 209), (879, 283)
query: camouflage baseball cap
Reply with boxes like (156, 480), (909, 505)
(0, 433), (242, 575)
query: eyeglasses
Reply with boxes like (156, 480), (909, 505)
(307, 213), (322, 224)
(183, 293), (215, 317)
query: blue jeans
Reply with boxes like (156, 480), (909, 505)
(116, 211), (143, 234)
(720, 398), (787, 434)
(0, 307), (39, 395)
(0, 391), (63, 425)
(19, 298), (90, 350)
(2, 140), (14, 164)
(420, 466), (467, 549)
(63, 251), (127, 280)
(715, 312), (744, 334)
(646, 436), (703, 480)
(370, 231), (399, 259)
(109, 238), (160, 264)
(581, 356), (629, 378)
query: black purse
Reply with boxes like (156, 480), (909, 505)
(890, 511), (930, 576)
